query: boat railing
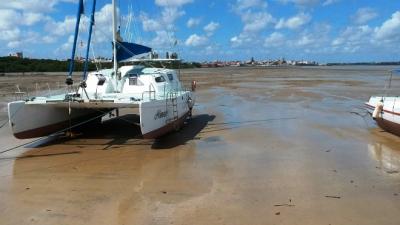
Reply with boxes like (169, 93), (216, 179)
(13, 84), (27, 100)
(13, 82), (80, 100)
(160, 82), (191, 99)
(142, 83), (156, 101)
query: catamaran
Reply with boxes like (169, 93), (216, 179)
(7, 0), (195, 139)
(366, 69), (400, 136)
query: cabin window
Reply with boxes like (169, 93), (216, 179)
(129, 77), (138, 85)
(128, 73), (143, 86)
(96, 74), (106, 86)
(167, 74), (174, 81)
(155, 76), (165, 83)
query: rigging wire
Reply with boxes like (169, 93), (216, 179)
(163, 0), (180, 53)
(123, 4), (133, 42)
(118, 0), (122, 31)
(0, 119), (8, 129)
(0, 110), (109, 155)
(92, 24), (145, 62)
(129, 0), (143, 44)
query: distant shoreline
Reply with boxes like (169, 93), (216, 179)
(326, 62), (400, 66)
(1, 56), (399, 74)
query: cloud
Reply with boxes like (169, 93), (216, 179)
(0, 28), (21, 42)
(292, 23), (331, 49)
(42, 3), (114, 56)
(0, 9), (47, 29)
(230, 0), (275, 48)
(232, 0), (268, 12)
(57, 35), (75, 52)
(203, 21), (219, 36)
(0, 9), (19, 30)
(0, 28), (43, 49)
(374, 11), (400, 42)
(161, 7), (186, 27)
(185, 34), (208, 47)
(275, 13), (311, 29)
(242, 11), (275, 32)
(45, 15), (80, 37)
(232, 0), (275, 32)
(155, 0), (193, 7)
(0, 0), (77, 49)
(230, 33), (253, 47)
(140, 14), (162, 32)
(1, 0), (77, 13)
(277, 0), (320, 7)
(2, 0), (54, 12)
(352, 7), (378, 25)
(330, 11), (400, 54)
(322, 0), (340, 6)
(187, 17), (201, 28)
(264, 32), (286, 47)
(23, 12), (47, 26)
(0, 9), (49, 48)
(331, 25), (373, 53)
(42, 35), (57, 44)
(140, 0), (193, 49)
(150, 31), (175, 47)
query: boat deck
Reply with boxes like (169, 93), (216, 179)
(23, 93), (143, 108)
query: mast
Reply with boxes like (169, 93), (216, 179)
(112, 0), (118, 90)
(66, 0), (84, 85)
(83, 0), (97, 81)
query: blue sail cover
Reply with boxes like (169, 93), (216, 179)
(116, 42), (152, 62)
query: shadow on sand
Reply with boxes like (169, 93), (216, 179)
(24, 114), (215, 151)
(152, 114), (215, 149)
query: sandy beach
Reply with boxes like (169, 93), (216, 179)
(0, 66), (400, 225)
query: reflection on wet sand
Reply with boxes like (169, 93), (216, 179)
(369, 143), (400, 173)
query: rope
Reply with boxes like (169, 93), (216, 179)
(0, 111), (109, 155)
(0, 119), (8, 129)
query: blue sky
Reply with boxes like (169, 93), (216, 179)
(0, 0), (399, 62)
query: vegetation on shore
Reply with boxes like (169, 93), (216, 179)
(0, 57), (201, 73)
(1, 56), (398, 73)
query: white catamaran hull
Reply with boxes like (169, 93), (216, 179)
(8, 91), (193, 139)
(8, 101), (108, 139)
(140, 92), (192, 138)
(365, 96), (400, 136)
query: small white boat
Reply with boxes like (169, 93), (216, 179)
(366, 70), (400, 136)
(7, 0), (195, 139)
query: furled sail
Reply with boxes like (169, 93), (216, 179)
(116, 42), (152, 62)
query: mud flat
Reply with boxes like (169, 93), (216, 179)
(1, 66), (400, 225)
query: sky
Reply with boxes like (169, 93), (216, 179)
(0, 0), (399, 63)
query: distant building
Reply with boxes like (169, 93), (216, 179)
(170, 52), (178, 59)
(92, 57), (112, 63)
(9, 52), (23, 58)
(150, 52), (159, 59)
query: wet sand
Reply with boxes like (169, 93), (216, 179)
(1, 66), (400, 225)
